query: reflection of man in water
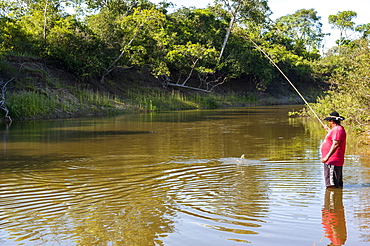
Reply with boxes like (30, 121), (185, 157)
(322, 189), (347, 246)
(321, 112), (346, 189)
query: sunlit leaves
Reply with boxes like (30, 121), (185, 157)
(267, 8), (323, 57)
(328, 10), (357, 34)
(328, 10), (357, 50)
(356, 23), (370, 39)
(94, 7), (169, 81)
(215, 0), (270, 24)
(312, 39), (370, 122)
(166, 42), (219, 78)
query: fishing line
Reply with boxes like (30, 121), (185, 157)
(248, 38), (327, 129)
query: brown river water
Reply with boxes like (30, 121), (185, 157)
(0, 106), (369, 246)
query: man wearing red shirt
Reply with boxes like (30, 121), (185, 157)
(321, 112), (346, 189)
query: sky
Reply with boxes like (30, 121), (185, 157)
(153, 0), (370, 51)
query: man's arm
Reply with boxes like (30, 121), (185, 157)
(321, 140), (340, 163)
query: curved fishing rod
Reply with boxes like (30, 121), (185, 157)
(248, 38), (327, 130)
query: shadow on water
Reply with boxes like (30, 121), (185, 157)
(135, 106), (292, 123)
(0, 154), (88, 170)
(1, 124), (154, 143)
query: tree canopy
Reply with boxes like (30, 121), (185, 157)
(0, 0), (369, 123)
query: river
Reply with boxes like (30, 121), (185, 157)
(0, 105), (369, 245)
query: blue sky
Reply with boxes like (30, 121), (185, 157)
(153, 0), (370, 51)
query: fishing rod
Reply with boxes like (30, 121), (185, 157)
(248, 38), (327, 130)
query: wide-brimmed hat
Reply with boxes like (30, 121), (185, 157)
(324, 111), (345, 121)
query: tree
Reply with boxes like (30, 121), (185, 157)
(168, 8), (226, 49)
(95, 7), (167, 83)
(356, 23), (370, 39)
(328, 10), (357, 52)
(13, 0), (67, 41)
(164, 42), (221, 92)
(0, 78), (14, 122)
(273, 9), (324, 54)
(214, 0), (269, 63)
(312, 39), (370, 123)
(83, 0), (154, 15)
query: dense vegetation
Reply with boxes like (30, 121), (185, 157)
(0, 0), (369, 126)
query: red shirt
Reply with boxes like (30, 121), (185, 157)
(321, 125), (346, 166)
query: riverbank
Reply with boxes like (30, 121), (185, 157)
(1, 55), (322, 121)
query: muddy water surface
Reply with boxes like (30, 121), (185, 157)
(0, 106), (369, 245)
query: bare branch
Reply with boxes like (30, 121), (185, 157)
(0, 78), (14, 122)
(162, 74), (227, 93)
(164, 82), (213, 93)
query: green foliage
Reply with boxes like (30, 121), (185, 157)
(0, 0), (323, 90)
(5, 89), (125, 119)
(310, 39), (370, 123)
(199, 96), (219, 109)
(127, 89), (198, 111)
(165, 42), (219, 79)
(3, 0), (368, 123)
(115, 7), (168, 67)
(328, 10), (357, 33)
(328, 10), (357, 49)
(266, 8), (323, 58)
(0, 17), (36, 54)
(214, 0), (270, 25)
(45, 16), (106, 78)
(356, 23), (370, 39)
(84, 0), (155, 14)
(74, 89), (116, 108)
(87, 7), (170, 80)
(168, 8), (226, 48)
(7, 91), (59, 118)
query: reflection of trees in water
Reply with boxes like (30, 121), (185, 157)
(300, 116), (370, 161)
(67, 203), (175, 246)
(2, 106), (369, 245)
(352, 188), (370, 243)
(0, 122), (10, 157)
(148, 108), (317, 161)
(0, 106), (328, 245)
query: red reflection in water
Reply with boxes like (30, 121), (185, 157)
(322, 189), (347, 246)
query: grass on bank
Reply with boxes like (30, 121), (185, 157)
(2, 88), (259, 120)
(6, 90), (123, 119)
(128, 89), (259, 111)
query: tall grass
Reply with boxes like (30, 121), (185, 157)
(127, 89), (258, 111)
(5, 89), (125, 119)
(127, 89), (198, 111)
(7, 91), (59, 118)
(75, 89), (116, 108)
(3, 88), (260, 120)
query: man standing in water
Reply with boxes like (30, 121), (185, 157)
(321, 112), (347, 189)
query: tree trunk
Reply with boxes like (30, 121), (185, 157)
(0, 78), (14, 122)
(218, 14), (236, 64)
(43, 0), (49, 40)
